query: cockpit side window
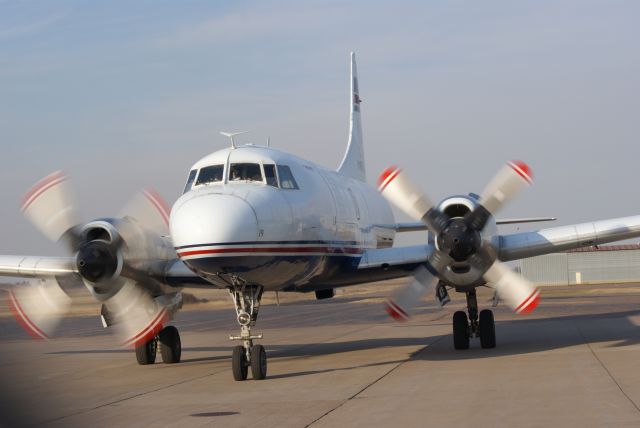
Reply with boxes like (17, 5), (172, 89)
(196, 164), (224, 185)
(229, 163), (263, 182)
(277, 165), (299, 189)
(264, 164), (278, 187)
(183, 169), (197, 194)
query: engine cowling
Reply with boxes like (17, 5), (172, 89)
(433, 195), (498, 287)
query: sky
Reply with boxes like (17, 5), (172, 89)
(1, 0), (640, 255)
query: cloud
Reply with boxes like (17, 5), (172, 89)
(0, 11), (67, 40)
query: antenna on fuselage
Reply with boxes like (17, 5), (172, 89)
(220, 131), (248, 149)
(267, 136), (271, 147)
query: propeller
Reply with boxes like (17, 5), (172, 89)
(379, 161), (539, 319)
(7, 278), (72, 340)
(8, 172), (173, 347)
(384, 265), (438, 320)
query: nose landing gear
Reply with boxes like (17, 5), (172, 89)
(452, 289), (496, 350)
(229, 285), (267, 381)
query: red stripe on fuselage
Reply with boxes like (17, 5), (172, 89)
(177, 246), (364, 258)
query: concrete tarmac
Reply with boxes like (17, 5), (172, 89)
(1, 284), (639, 427)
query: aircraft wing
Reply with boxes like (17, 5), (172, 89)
(358, 245), (433, 269)
(0, 256), (77, 277)
(498, 215), (640, 261)
(0, 255), (210, 288)
(384, 217), (556, 233)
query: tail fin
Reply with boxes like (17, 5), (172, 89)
(337, 52), (366, 182)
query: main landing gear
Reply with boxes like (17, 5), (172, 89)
(229, 285), (267, 381)
(452, 289), (496, 350)
(135, 325), (182, 365)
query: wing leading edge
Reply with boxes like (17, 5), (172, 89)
(0, 255), (210, 288)
(498, 215), (640, 261)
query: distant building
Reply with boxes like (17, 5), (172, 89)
(519, 245), (640, 286)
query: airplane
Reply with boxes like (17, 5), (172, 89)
(3, 52), (640, 382)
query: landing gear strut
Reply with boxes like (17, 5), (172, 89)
(452, 289), (496, 349)
(229, 285), (267, 381)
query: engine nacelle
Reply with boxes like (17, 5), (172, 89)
(76, 218), (177, 302)
(433, 195), (498, 287)
(76, 220), (125, 301)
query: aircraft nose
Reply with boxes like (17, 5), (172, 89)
(170, 193), (259, 248)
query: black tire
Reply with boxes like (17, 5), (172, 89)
(135, 337), (157, 365)
(479, 309), (496, 349)
(250, 344), (267, 380)
(453, 311), (469, 350)
(232, 346), (248, 381)
(159, 326), (182, 363)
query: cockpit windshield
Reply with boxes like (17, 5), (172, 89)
(183, 169), (197, 193)
(196, 164), (224, 185)
(229, 163), (263, 182)
(277, 165), (299, 189)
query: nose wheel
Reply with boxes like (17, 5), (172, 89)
(452, 289), (496, 349)
(229, 285), (267, 381)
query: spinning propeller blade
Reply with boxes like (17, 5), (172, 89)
(378, 167), (448, 233)
(20, 171), (81, 248)
(483, 261), (540, 314)
(479, 161), (533, 215)
(118, 189), (170, 236)
(102, 280), (168, 348)
(6, 278), (72, 340)
(384, 266), (438, 321)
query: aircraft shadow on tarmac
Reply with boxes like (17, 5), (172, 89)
(45, 310), (640, 377)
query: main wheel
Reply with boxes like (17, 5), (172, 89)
(453, 311), (470, 350)
(250, 344), (267, 380)
(232, 345), (248, 381)
(479, 309), (496, 349)
(135, 337), (157, 365)
(159, 326), (182, 363)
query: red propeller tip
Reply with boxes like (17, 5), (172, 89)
(384, 299), (409, 321)
(378, 166), (401, 191)
(122, 308), (168, 348)
(509, 161), (533, 184)
(143, 189), (170, 226)
(6, 291), (48, 340)
(515, 288), (540, 314)
(21, 170), (67, 212)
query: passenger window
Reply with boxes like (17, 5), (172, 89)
(196, 165), (224, 185)
(264, 164), (278, 187)
(183, 169), (197, 194)
(277, 165), (299, 189)
(230, 163), (263, 182)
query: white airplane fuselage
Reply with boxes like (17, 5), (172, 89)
(170, 145), (396, 291)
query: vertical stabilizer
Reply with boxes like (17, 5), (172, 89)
(337, 52), (366, 182)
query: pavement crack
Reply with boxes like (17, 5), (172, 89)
(305, 334), (446, 427)
(574, 321), (640, 414)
